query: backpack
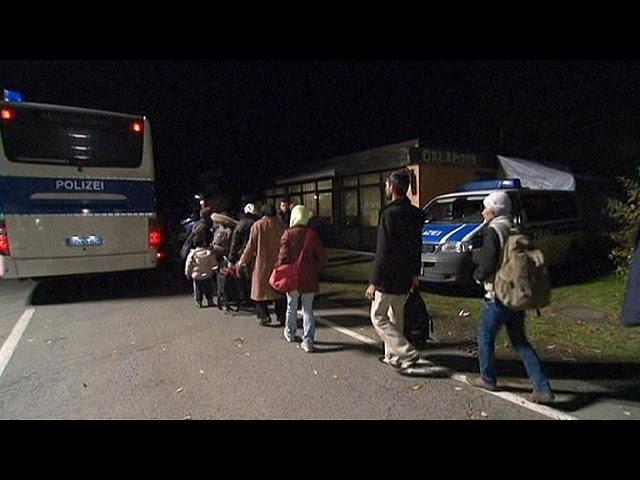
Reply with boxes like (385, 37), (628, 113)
(404, 288), (434, 348)
(179, 230), (194, 261)
(212, 225), (232, 257)
(493, 231), (551, 311)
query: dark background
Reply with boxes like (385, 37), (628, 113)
(2, 59), (640, 217)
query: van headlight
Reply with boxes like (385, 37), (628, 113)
(441, 241), (473, 253)
(457, 241), (473, 253)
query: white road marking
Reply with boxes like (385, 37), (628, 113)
(450, 374), (577, 420)
(0, 308), (35, 380)
(317, 315), (378, 346)
(316, 312), (578, 421)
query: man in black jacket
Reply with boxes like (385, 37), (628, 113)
(366, 169), (430, 373)
(229, 203), (259, 264)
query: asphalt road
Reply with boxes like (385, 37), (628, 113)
(0, 267), (607, 420)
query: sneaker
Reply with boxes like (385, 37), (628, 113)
(378, 356), (398, 368)
(529, 390), (555, 404)
(469, 375), (498, 392)
(301, 340), (315, 353)
(195, 300), (203, 308)
(283, 329), (295, 343)
(412, 357), (433, 367)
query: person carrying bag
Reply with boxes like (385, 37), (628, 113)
(271, 205), (327, 353)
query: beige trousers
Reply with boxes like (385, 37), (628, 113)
(370, 290), (418, 368)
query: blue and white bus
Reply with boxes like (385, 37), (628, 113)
(0, 90), (162, 279)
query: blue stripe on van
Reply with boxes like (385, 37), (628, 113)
(446, 223), (482, 242)
(422, 222), (482, 244)
(422, 223), (464, 243)
(0, 175), (155, 214)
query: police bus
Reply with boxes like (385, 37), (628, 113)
(0, 89), (162, 279)
(419, 179), (585, 286)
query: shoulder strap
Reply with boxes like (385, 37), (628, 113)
(489, 223), (506, 249)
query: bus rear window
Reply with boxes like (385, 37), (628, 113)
(0, 105), (143, 168)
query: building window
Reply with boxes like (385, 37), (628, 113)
(360, 186), (381, 227)
(288, 184), (301, 194)
(343, 190), (358, 227)
(302, 182), (316, 192)
(343, 176), (357, 187)
(317, 179), (333, 191)
(359, 173), (381, 186)
(289, 195), (302, 207)
(318, 191), (332, 221)
(303, 192), (316, 213)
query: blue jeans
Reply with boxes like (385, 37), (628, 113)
(285, 291), (316, 343)
(477, 299), (551, 392)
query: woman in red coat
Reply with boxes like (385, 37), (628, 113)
(276, 205), (327, 352)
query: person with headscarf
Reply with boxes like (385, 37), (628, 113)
(229, 203), (259, 264)
(238, 204), (287, 325)
(275, 205), (327, 352)
(470, 191), (554, 404)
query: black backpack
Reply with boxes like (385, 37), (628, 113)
(404, 288), (433, 348)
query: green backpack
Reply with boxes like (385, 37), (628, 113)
(493, 231), (551, 311)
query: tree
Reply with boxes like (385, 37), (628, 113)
(607, 173), (640, 277)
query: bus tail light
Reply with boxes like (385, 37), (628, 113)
(148, 218), (162, 250)
(0, 221), (10, 256)
(1, 108), (15, 121)
(132, 120), (144, 134)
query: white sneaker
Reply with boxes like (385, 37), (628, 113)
(283, 329), (295, 343)
(301, 340), (315, 353)
(413, 357), (433, 366)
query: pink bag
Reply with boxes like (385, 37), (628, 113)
(269, 229), (314, 293)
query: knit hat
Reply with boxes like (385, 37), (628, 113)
(290, 205), (310, 228)
(243, 203), (257, 215)
(483, 191), (512, 217)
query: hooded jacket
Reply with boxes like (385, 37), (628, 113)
(473, 215), (512, 300)
(276, 206), (327, 293)
(185, 247), (217, 280)
(210, 212), (239, 259)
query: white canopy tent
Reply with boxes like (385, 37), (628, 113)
(497, 155), (576, 191)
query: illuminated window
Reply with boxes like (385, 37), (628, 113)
(359, 173), (381, 186)
(318, 192), (332, 221)
(303, 182), (316, 192)
(343, 176), (357, 187)
(303, 192), (316, 213)
(317, 179), (333, 191)
(360, 186), (381, 227)
(343, 190), (358, 227)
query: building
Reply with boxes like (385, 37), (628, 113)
(261, 139), (497, 251)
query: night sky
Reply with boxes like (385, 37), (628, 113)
(2, 59), (640, 216)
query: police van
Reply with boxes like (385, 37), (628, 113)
(419, 179), (584, 285)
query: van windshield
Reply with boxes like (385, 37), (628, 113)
(423, 195), (486, 224)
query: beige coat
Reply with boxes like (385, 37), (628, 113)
(239, 215), (286, 301)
